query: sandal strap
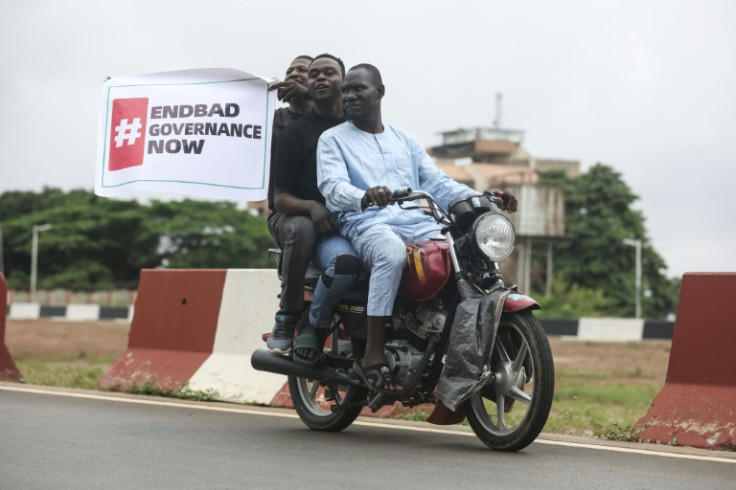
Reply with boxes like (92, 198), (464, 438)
(292, 332), (322, 367)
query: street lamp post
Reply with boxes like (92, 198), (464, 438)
(622, 238), (642, 318)
(30, 224), (52, 301)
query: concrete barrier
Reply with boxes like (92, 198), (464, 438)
(66, 304), (101, 321)
(5, 304), (132, 321)
(98, 269), (286, 404)
(636, 273), (736, 449)
(98, 269), (228, 391)
(187, 270), (286, 404)
(8, 303), (41, 320)
(0, 273), (22, 381)
(575, 318), (645, 342)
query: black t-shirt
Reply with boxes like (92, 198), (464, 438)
(267, 107), (304, 209)
(272, 106), (303, 143)
(269, 110), (345, 209)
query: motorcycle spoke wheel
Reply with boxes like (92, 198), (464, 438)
(289, 375), (367, 432)
(289, 336), (368, 432)
(295, 377), (349, 415)
(465, 311), (555, 452)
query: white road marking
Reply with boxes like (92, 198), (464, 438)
(3, 384), (735, 465)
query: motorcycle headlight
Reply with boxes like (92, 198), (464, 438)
(472, 213), (515, 261)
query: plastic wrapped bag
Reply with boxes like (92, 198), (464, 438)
(436, 278), (511, 412)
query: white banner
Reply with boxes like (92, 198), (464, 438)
(95, 68), (277, 201)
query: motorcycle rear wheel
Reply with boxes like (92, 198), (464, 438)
(464, 310), (554, 452)
(289, 375), (367, 431)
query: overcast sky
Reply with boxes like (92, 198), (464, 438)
(1, 0), (734, 278)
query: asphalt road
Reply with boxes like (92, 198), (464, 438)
(1, 384), (734, 489)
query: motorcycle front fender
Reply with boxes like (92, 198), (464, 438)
(503, 292), (541, 312)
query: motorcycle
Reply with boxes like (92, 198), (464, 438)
(251, 188), (554, 452)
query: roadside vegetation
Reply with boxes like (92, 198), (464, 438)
(126, 380), (219, 402)
(11, 350), (218, 401)
(12, 351), (113, 390)
(546, 371), (661, 439)
(391, 373), (663, 440)
(534, 164), (680, 319)
(0, 188), (273, 291)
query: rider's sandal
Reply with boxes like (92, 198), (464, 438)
(352, 361), (400, 394)
(292, 332), (321, 367)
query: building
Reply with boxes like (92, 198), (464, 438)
(429, 126), (578, 295)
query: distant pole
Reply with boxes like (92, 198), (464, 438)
(30, 224), (52, 301)
(494, 92), (503, 129)
(623, 238), (642, 318)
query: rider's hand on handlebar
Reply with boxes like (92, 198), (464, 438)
(309, 202), (339, 233)
(361, 186), (394, 210)
(494, 189), (519, 213)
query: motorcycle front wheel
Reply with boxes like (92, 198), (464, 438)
(464, 310), (555, 452)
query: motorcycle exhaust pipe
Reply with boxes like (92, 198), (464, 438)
(251, 349), (361, 387)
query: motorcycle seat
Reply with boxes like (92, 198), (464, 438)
(269, 247), (369, 296)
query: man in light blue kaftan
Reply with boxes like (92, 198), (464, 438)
(317, 115), (474, 315)
(316, 63), (476, 391)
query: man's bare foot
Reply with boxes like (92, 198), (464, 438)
(355, 360), (401, 392)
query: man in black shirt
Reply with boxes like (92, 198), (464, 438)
(266, 54), (360, 366)
(270, 55), (313, 136)
(267, 55), (314, 212)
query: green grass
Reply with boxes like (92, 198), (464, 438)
(15, 361), (107, 390)
(14, 352), (218, 401)
(386, 375), (662, 442)
(390, 411), (431, 422)
(544, 377), (661, 438)
(15, 350), (118, 390)
(126, 380), (219, 402)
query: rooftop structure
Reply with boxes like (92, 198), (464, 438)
(430, 124), (579, 294)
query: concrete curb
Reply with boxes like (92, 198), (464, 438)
(7, 303), (133, 321)
(6, 302), (675, 340)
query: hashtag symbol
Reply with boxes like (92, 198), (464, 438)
(113, 118), (143, 148)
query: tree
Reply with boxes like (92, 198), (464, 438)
(148, 199), (273, 269)
(538, 164), (678, 318)
(0, 188), (274, 290)
(2, 189), (160, 289)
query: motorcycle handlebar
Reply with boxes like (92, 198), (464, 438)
(483, 191), (507, 211)
(389, 188), (507, 225)
(389, 187), (452, 225)
(391, 187), (412, 200)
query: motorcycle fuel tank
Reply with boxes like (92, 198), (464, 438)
(399, 240), (452, 302)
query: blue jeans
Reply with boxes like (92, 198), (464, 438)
(309, 233), (360, 328)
